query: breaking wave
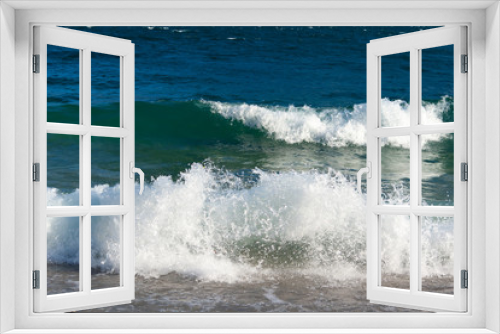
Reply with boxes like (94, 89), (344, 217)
(46, 163), (453, 283)
(206, 96), (452, 148)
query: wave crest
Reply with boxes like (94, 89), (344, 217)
(206, 97), (452, 148)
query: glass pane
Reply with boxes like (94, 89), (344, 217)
(421, 45), (454, 124)
(380, 215), (411, 290)
(421, 133), (454, 206)
(91, 216), (121, 290)
(47, 217), (80, 295)
(92, 52), (120, 127)
(47, 134), (80, 206)
(421, 216), (454, 295)
(47, 45), (80, 124)
(381, 52), (410, 127)
(381, 136), (410, 205)
(91, 137), (121, 205)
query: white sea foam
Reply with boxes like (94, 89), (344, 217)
(46, 164), (453, 283)
(206, 97), (452, 148)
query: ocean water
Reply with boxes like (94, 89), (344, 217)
(45, 26), (455, 311)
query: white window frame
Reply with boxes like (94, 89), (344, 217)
(0, 1), (499, 333)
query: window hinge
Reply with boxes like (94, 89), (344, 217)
(33, 163), (40, 182)
(33, 54), (40, 73)
(461, 270), (468, 289)
(33, 270), (40, 289)
(461, 162), (468, 181)
(461, 54), (468, 73)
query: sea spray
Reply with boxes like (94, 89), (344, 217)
(134, 163), (368, 281)
(46, 163), (454, 283)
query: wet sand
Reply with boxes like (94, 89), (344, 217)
(80, 272), (422, 313)
(45, 265), (453, 313)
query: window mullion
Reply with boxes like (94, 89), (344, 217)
(82, 48), (92, 294)
(409, 48), (420, 294)
(77, 48), (85, 291)
(82, 48), (91, 207)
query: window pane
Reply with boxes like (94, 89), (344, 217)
(380, 215), (410, 290)
(47, 45), (80, 124)
(421, 45), (454, 124)
(91, 216), (121, 290)
(421, 133), (454, 206)
(91, 137), (121, 205)
(381, 136), (410, 205)
(421, 216), (454, 295)
(381, 52), (410, 127)
(92, 52), (120, 127)
(47, 217), (80, 295)
(47, 134), (80, 206)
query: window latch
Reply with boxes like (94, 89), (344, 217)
(129, 162), (145, 195)
(356, 162), (372, 193)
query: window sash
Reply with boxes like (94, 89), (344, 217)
(32, 26), (136, 313)
(365, 26), (468, 312)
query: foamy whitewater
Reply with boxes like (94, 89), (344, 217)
(47, 163), (453, 283)
(206, 97), (451, 148)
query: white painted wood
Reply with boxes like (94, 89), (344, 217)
(485, 3), (500, 332)
(46, 123), (130, 138)
(366, 26), (468, 312)
(90, 126), (130, 138)
(33, 26), (135, 313)
(40, 26), (131, 57)
(3, 0), (497, 10)
(372, 123), (455, 137)
(452, 25), (468, 314)
(81, 45), (92, 297)
(365, 30), (379, 314)
(0, 2), (17, 333)
(409, 47), (420, 297)
(46, 206), (129, 217)
(121, 41), (135, 300)
(2, 329), (498, 334)
(369, 26), (467, 57)
(372, 205), (455, 217)
(32, 24), (49, 314)
(1, 330), (499, 334)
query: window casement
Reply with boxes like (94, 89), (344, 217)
(363, 26), (468, 312)
(33, 26), (141, 312)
